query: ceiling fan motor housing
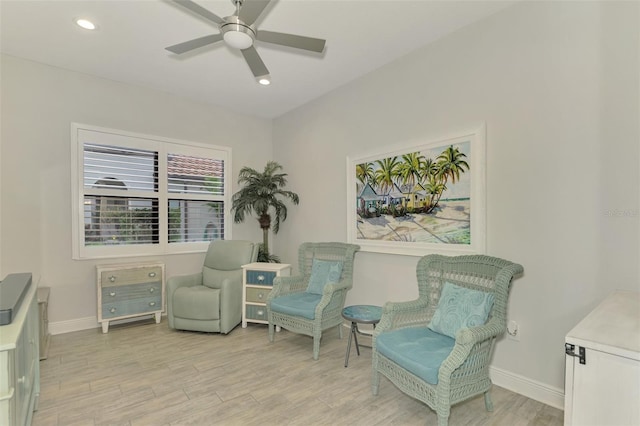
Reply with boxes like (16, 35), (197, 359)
(221, 16), (255, 49)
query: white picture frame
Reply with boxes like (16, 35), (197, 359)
(346, 124), (486, 257)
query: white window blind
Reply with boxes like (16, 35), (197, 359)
(167, 153), (225, 243)
(72, 124), (231, 259)
(83, 144), (159, 246)
(84, 144), (157, 192)
(168, 200), (224, 242)
(84, 196), (159, 245)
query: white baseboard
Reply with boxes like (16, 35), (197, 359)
(49, 316), (99, 335)
(50, 313), (166, 335)
(490, 365), (564, 410)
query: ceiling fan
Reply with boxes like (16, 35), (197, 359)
(166, 0), (326, 85)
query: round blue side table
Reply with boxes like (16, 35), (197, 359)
(341, 305), (382, 367)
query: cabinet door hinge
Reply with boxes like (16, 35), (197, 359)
(565, 343), (586, 365)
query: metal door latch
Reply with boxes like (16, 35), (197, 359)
(565, 343), (586, 365)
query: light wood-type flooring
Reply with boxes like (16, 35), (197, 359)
(33, 319), (564, 426)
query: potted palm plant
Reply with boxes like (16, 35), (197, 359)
(231, 161), (299, 262)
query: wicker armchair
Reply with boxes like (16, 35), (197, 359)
(266, 242), (360, 360)
(372, 254), (523, 426)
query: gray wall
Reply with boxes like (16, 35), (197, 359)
(0, 55), (271, 325)
(272, 1), (639, 394)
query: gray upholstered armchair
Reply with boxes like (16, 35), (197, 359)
(167, 240), (258, 334)
(266, 242), (360, 360)
(372, 254), (523, 426)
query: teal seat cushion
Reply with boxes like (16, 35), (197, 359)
(306, 259), (343, 295)
(270, 292), (323, 320)
(428, 282), (495, 339)
(376, 327), (455, 385)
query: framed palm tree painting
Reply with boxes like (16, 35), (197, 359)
(346, 124), (486, 256)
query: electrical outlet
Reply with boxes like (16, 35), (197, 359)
(507, 320), (520, 341)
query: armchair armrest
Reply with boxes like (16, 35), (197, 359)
(218, 276), (242, 333)
(437, 317), (505, 385)
(312, 279), (352, 316)
(455, 317), (504, 345)
(269, 275), (307, 300)
(167, 272), (203, 295)
(166, 272), (202, 329)
(323, 279), (351, 293)
(375, 299), (431, 335)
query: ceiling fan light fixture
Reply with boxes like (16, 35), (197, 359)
(224, 31), (253, 49)
(221, 20), (255, 50)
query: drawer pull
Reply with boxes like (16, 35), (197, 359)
(257, 309), (264, 316)
(149, 302), (156, 307)
(109, 307), (117, 313)
(257, 274), (265, 282)
(258, 293), (264, 299)
(109, 291), (116, 297)
(149, 272), (156, 278)
(109, 275), (116, 283)
(149, 287), (155, 293)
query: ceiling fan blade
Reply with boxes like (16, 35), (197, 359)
(237, 0), (271, 26)
(172, 0), (223, 25)
(166, 34), (223, 54)
(241, 46), (269, 78)
(256, 30), (326, 53)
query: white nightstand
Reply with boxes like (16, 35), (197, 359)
(241, 262), (291, 328)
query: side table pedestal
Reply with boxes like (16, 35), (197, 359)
(341, 305), (382, 367)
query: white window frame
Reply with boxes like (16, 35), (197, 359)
(71, 123), (231, 260)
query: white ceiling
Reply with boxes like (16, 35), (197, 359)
(0, 0), (516, 119)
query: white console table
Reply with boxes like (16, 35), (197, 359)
(564, 290), (640, 425)
(0, 280), (40, 426)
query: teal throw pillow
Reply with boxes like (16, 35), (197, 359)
(428, 282), (495, 339)
(306, 259), (343, 295)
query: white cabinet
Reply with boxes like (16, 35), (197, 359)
(564, 290), (640, 426)
(241, 263), (291, 328)
(97, 263), (165, 333)
(0, 276), (40, 426)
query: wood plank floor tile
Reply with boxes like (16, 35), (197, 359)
(32, 319), (563, 426)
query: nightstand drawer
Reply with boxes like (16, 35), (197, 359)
(101, 282), (161, 302)
(246, 270), (276, 286)
(102, 295), (162, 319)
(101, 266), (162, 287)
(246, 287), (271, 303)
(245, 305), (268, 321)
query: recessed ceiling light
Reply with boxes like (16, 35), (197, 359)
(258, 77), (271, 86)
(75, 18), (97, 30)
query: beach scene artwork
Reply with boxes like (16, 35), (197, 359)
(348, 127), (485, 256)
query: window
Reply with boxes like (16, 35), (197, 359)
(72, 123), (231, 259)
